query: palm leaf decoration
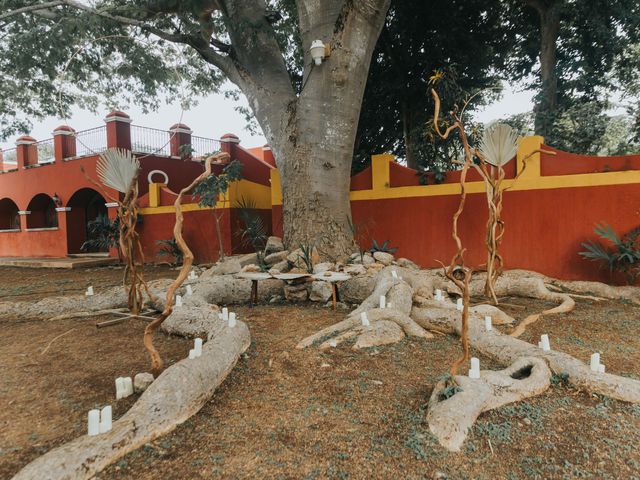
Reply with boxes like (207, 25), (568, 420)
(96, 148), (140, 193)
(479, 123), (518, 167)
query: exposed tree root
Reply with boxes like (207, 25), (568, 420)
(427, 356), (551, 451)
(12, 318), (250, 480)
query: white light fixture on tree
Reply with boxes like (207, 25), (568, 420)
(310, 40), (328, 65)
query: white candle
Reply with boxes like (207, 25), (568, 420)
(361, 311), (370, 326)
(484, 316), (492, 331)
(123, 377), (133, 396)
(186, 285), (193, 296)
(222, 307), (229, 321)
(228, 312), (237, 328)
(379, 296), (386, 309)
(189, 271), (197, 280)
(188, 349), (196, 359)
(194, 338), (203, 356)
(456, 298), (463, 311)
(85, 286), (94, 296)
(590, 353), (601, 372)
(391, 270), (398, 279)
(329, 340), (337, 348)
(469, 357), (481, 379)
(99, 405), (112, 433)
(598, 364), (605, 373)
(88, 409), (100, 436)
(540, 334), (551, 351)
(115, 377), (125, 399)
(175, 295), (183, 307)
(435, 289), (442, 301)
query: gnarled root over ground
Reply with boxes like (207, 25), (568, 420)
(427, 357), (551, 451)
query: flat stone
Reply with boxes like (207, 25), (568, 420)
(373, 251), (394, 265)
(238, 253), (258, 267)
(313, 262), (334, 274)
(397, 257), (420, 269)
(134, 372), (154, 393)
(344, 264), (366, 275)
(265, 236), (284, 254)
(204, 257), (242, 276)
(264, 250), (288, 265)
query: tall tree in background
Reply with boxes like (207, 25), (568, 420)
(0, 0), (391, 258)
(354, 0), (513, 172)
(509, 0), (640, 140)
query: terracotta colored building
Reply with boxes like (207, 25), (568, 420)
(0, 111), (275, 263)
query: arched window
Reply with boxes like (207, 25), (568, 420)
(0, 198), (20, 230)
(26, 194), (58, 229)
(66, 188), (108, 253)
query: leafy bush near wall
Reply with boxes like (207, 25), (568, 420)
(579, 223), (640, 284)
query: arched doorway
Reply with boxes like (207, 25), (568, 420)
(66, 188), (108, 253)
(26, 194), (58, 229)
(0, 198), (20, 230)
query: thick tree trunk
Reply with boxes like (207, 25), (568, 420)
(530, 1), (561, 137)
(272, 1), (390, 259)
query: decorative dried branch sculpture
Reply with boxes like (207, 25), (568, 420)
(473, 125), (557, 305)
(86, 149), (152, 314)
(144, 152), (231, 374)
(430, 88), (475, 376)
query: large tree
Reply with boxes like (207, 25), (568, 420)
(509, 0), (640, 139)
(354, 0), (513, 172)
(0, 0), (391, 258)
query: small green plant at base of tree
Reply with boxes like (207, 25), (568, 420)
(81, 215), (120, 253)
(579, 223), (640, 284)
(235, 197), (268, 271)
(156, 239), (184, 266)
(369, 239), (398, 255)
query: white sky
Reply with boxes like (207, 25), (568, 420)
(0, 82), (534, 152)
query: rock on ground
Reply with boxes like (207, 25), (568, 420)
(265, 236), (284, 255)
(264, 250), (288, 265)
(134, 373), (154, 393)
(373, 251), (394, 265)
(310, 281), (333, 302)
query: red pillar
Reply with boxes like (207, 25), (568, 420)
(53, 125), (77, 163)
(169, 123), (192, 159)
(105, 110), (132, 150)
(106, 202), (120, 259)
(220, 133), (240, 161)
(15, 135), (37, 169)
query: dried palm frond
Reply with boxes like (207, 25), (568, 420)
(96, 148), (140, 193)
(479, 123), (518, 167)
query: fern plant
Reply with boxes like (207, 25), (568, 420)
(299, 243), (315, 273)
(235, 197), (268, 271)
(81, 215), (120, 252)
(156, 238), (184, 266)
(579, 223), (640, 284)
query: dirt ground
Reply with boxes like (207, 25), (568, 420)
(2, 267), (640, 479)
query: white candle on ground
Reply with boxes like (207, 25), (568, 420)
(194, 338), (203, 356)
(469, 357), (481, 379)
(115, 377), (125, 399)
(88, 409), (100, 436)
(590, 353), (601, 372)
(456, 298), (463, 311)
(100, 405), (112, 433)
(484, 316), (492, 331)
(435, 289), (442, 301)
(222, 307), (229, 321)
(99, 405), (112, 433)
(186, 285), (193, 296)
(379, 296), (386, 309)
(189, 271), (197, 280)
(361, 311), (370, 326)
(329, 340), (337, 348)
(175, 295), (183, 307)
(391, 270), (398, 279)
(85, 286), (94, 296)
(123, 377), (133, 396)
(188, 349), (196, 359)
(540, 334), (551, 351)
(598, 364), (606, 374)
(229, 312), (237, 328)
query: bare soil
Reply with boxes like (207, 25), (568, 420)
(2, 267), (640, 479)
